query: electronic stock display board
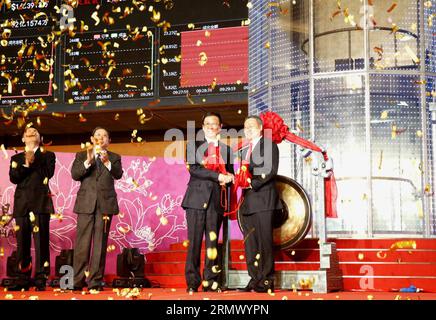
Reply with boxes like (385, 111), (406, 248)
(0, 0), (249, 111)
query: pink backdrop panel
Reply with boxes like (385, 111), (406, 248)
(0, 150), (243, 278)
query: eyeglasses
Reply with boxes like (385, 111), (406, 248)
(203, 122), (220, 127)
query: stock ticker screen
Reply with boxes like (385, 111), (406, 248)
(0, 0), (249, 111)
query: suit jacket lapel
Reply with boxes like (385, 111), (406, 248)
(250, 137), (263, 168)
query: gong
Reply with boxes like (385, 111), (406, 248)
(237, 175), (312, 251)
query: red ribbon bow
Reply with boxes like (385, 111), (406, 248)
(260, 111), (338, 218)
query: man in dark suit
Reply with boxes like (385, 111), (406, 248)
(182, 112), (234, 293)
(9, 126), (56, 291)
(71, 127), (123, 291)
(239, 115), (282, 293)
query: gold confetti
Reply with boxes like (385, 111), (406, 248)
(91, 11), (100, 26)
(14, 225), (20, 232)
(390, 240), (416, 251)
(209, 231), (217, 241)
(188, 23), (195, 29)
(380, 111), (389, 119)
(96, 101), (107, 107)
(211, 265), (221, 273)
(182, 240), (190, 248)
(33, 226), (39, 233)
(84, 270), (90, 277)
(43, 261), (49, 267)
(211, 78), (217, 89)
(52, 112), (66, 118)
(358, 253), (364, 260)
(211, 282), (218, 290)
(367, 295), (374, 300)
(160, 216), (168, 225)
(156, 207), (162, 216)
(202, 280), (209, 287)
(239, 254), (245, 260)
(1, 144), (7, 159)
(198, 52), (208, 66)
(254, 261), (258, 267)
(387, 2), (397, 13)
(118, 225), (130, 234)
(207, 247), (218, 260)
(376, 250), (387, 259)
(29, 212), (35, 222)
(11, 161), (17, 169)
(43, 177), (49, 185)
(391, 125), (397, 139)
(255, 253), (260, 260)
(264, 41), (270, 49)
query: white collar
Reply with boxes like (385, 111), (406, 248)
(249, 136), (262, 149)
(205, 137), (219, 147)
(25, 146), (39, 153)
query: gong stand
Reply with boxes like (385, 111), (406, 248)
(224, 152), (343, 293)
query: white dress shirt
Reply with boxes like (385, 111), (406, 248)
(84, 148), (112, 171)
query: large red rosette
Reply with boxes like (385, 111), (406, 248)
(260, 111), (338, 218)
(260, 111), (290, 144)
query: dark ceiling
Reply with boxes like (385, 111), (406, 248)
(0, 102), (248, 147)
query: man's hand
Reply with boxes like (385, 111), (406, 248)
(25, 150), (35, 166)
(218, 173), (234, 186)
(100, 150), (109, 164)
(86, 144), (95, 164)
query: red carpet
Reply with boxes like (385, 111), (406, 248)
(1, 287), (436, 301)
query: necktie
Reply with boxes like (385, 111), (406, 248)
(96, 154), (103, 171)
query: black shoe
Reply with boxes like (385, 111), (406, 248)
(7, 285), (30, 291)
(203, 286), (221, 292)
(186, 287), (198, 293)
(254, 280), (274, 293)
(88, 285), (103, 292)
(72, 286), (84, 292)
(237, 285), (254, 292)
(34, 279), (46, 291)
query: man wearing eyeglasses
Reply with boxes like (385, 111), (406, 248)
(238, 115), (282, 293)
(182, 112), (234, 293)
(71, 127), (123, 292)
